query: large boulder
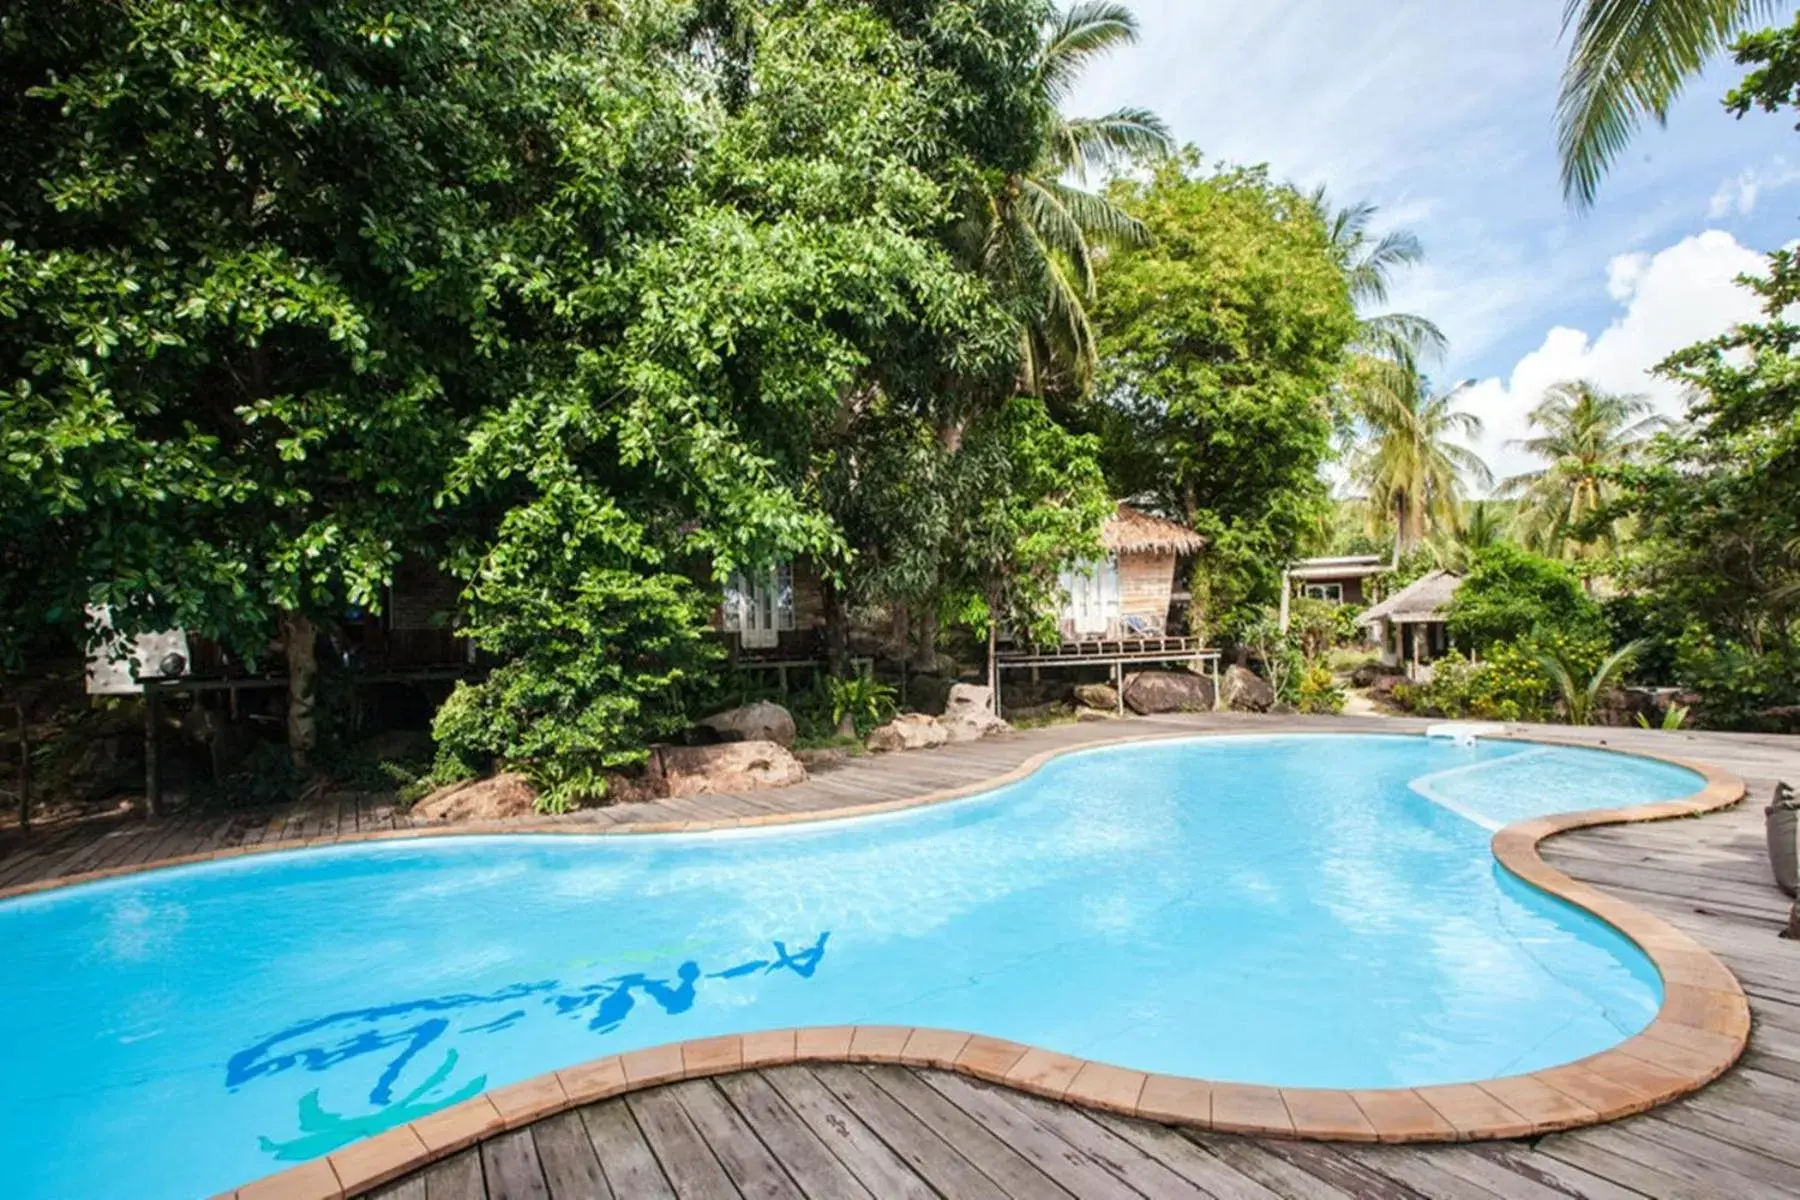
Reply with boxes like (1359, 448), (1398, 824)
(653, 740), (807, 797)
(1124, 670), (1217, 715)
(413, 773), (539, 822)
(943, 683), (995, 719)
(866, 713), (949, 753)
(697, 700), (796, 748)
(1222, 664), (1276, 713)
(1074, 683), (1119, 711)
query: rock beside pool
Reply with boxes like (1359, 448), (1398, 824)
(1124, 670), (1216, 715)
(866, 713), (950, 753)
(939, 684), (1010, 743)
(652, 740), (807, 797)
(1223, 664), (1276, 713)
(1074, 683), (1118, 710)
(697, 700), (797, 748)
(412, 772), (540, 822)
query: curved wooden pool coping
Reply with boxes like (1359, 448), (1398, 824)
(0, 730), (1750, 1200)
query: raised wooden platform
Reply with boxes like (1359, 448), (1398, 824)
(6, 716), (1800, 1197)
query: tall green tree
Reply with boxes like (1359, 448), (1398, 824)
(0, 0), (699, 762)
(1501, 380), (1666, 558)
(1086, 157), (1360, 636)
(1557, 0), (1790, 206)
(973, 1), (1172, 396)
(1352, 379), (1493, 553)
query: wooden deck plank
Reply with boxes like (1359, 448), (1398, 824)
(1089, 1112), (1287, 1200)
(809, 1064), (1012, 1200)
(625, 1088), (742, 1198)
(866, 1065), (1078, 1200)
(757, 1065), (936, 1200)
(713, 1070), (874, 1200)
(421, 1149), (486, 1200)
(1000, 1087), (1214, 1200)
(479, 1127), (550, 1200)
(579, 1099), (675, 1200)
(666, 1080), (802, 1200)
(1182, 1134), (1382, 1200)
(917, 1071), (1146, 1200)
(529, 1111), (613, 1200)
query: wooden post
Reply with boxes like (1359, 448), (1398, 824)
(1114, 660), (1125, 716)
(143, 681), (161, 819)
(1210, 654), (1222, 710)
(13, 703), (27, 834)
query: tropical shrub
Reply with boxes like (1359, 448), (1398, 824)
(825, 675), (898, 739)
(1296, 665), (1345, 714)
(1446, 544), (1605, 651)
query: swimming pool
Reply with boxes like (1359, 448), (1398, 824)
(0, 734), (1707, 1198)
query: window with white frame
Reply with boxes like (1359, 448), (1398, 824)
(1303, 582), (1343, 603)
(1059, 556), (1121, 635)
(722, 561), (796, 649)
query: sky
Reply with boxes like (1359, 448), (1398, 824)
(1069, 0), (1800, 486)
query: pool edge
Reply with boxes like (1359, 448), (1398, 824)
(35, 729), (1747, 1198)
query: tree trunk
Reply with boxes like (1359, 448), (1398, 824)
(986, 591), (1000, 700)
(821, 578), (849, 678)
(281, 610), (318, 768)
(912, 605), (938, 673)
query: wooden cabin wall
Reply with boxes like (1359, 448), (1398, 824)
(1118, 551), (1176, 630)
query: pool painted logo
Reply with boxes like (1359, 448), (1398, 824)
(228, 933), (828, 1160)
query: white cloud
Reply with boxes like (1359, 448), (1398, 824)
(1456, 230), (1767, 486)
(1706, 160), (1800, 219)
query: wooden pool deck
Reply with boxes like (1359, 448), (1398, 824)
(5, 714), (1800, 1198)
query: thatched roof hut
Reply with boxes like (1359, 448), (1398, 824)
(1358, 569), (1462, 627)
(1100, 504), (1207, 556)
(1059, 505), (1205, 641)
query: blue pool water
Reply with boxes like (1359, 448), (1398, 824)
(0, 734), (1700, 1198)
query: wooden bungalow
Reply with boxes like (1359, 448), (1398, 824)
(1358, 568), (1462, 678)
(1055, 504), (1206, 642)
(716, 558), (828, 663)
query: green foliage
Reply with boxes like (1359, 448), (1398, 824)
(1295, 664), (1345, 715)
(1500, 381), (1664, 559)
(1540, 639), (1643, 726)
(1242, 610), (1304, 703)
(431, 489), (722, 809)
(943, 394), (1112, 649)
(1286, 596), (1348, 665)
(1446, 544), (1605, 652)
(823, 674), (898, 739)
(1407, 645), (1548, 723)
(1375, 545), (1439, 596)
(1637, 703), (1691, 731)
(1086, 156), (1359, 636)
(1349, 378), (1492, 553)
(1673, 628), (1799, 730)
(0, 0), (686, 663)
(1556, 0), (1778, 206)
(1607, 167), (1800, 728)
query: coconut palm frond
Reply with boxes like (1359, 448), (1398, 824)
(1346, 229), (1426, 305)
(1558, 0), (1781, 208)
(1039, 1), (1142, 105)
(1054, 107), (1175, 180)
(1357, 311), (1448, 367)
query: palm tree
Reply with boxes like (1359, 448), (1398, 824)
(1434, 499), (1509, 571)
(1310, 189), (1450, 443)
(1558, 1), (1790, 207)
(1353, 377), (1494, 553)
(1500, 380), (1667, 557)
(981, 2), (1174, 392)
(1543, 639), (1645, 724)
